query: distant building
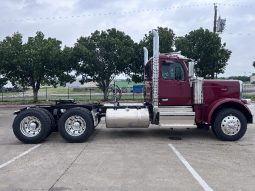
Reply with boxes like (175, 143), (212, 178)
(250, 74), (255, 84)
(66, 78), (97, 89)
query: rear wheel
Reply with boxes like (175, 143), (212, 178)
(58, 107), (94, 143)
(12, 108), (51, 144)
(34, 107), (57, 132)
(212, 108), (247, 141)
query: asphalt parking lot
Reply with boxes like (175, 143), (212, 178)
(0, 106), (255, 191)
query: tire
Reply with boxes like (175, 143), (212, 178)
(34, 107), (57, 132)
(58, 107), (94, 143)
(12, 108), (51, 144)
(211, 126), (218, 137)
(212, 108), (247, 141)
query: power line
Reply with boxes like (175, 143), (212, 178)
(0, 2), (254, 23)
(223, 32), (254, 36)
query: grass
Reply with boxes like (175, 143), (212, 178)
(25, 87), (113, 95)
(243, 95), (255, 101)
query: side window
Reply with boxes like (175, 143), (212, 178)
(162, 62), (185, 81)
(175, 64), (185, 80)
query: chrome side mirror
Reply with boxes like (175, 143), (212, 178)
(188, 61), (195, 87)
(188, 61), (195, 80)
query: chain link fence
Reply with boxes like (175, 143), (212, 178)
(0, 86), (144, 104)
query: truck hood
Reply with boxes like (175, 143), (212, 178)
(203, 79), (241, 101)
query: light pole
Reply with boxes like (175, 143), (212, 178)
(213, 3), (217, 33)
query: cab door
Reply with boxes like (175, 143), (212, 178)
(159, 60), (192, 106)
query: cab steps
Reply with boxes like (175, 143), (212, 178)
(158, 106), (196, 128)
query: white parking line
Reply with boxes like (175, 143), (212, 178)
(168, 144), (213, 191)
(0, 144), (41, 169)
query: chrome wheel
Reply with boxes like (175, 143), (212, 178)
(20, 116), (41, 137)
(213, 108), (247, 141)
(221, 115), (241, 136)
(65, 115), (86, 136)
(59, 108), (94, 143)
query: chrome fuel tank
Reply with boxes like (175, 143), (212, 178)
(105, 108), (150, 128)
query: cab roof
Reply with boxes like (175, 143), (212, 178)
(159, 52), (190, 61)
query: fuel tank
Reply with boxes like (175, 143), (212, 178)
(105, 108), (150, 128)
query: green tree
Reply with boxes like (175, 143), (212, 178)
(0, 32), (75, 102)
(228, 76), (250, 82)
(141, 27), (175, 56)
(175, 28), (231, 79)
(73, 28), (135, 100)
(0, 77), (7, 89)
(0, 33), (23, 90)
(130, 27), (175, 82)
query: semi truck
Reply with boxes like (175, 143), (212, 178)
(12, 30), (253, 144)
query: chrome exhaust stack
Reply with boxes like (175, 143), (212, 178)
(143, 47), (148, 65)
(152, 29), (159, 107)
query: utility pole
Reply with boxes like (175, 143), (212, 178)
(213, 3), (217, 33)
(213, 3), (217, 79)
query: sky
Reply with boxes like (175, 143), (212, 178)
(0, 0), (254, 77)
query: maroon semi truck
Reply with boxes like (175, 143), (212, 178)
(12, 30), (253, 143)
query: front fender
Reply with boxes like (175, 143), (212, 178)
(207, 98), (253, 124)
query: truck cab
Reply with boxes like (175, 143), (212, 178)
(144, 53), (192, 106)
(143, 30), (252, 141)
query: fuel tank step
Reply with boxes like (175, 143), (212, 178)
(158, 106), (195, 126)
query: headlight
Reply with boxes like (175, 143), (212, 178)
(239, 80), (243, 98)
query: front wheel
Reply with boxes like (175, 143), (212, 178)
(212, 108), (247, 141)
(58, 107), (94, 143)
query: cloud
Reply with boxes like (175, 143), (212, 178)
(0, 0), (254, 76)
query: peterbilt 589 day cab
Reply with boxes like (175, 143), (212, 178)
(12, 30), (253, 144)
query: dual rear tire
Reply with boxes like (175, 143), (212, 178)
(58, 107), (94, 143)
(13, 108), (52, 144)
(13, 107), (94, 144)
